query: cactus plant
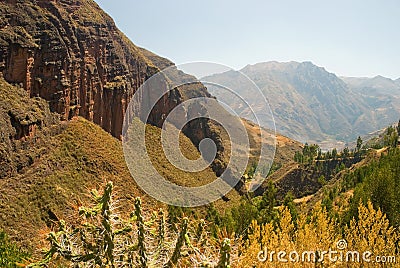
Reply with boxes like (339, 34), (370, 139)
(196, 219), (206, 243)
(166, 217), (189, 267)
(158, 209), (165, 248)
(28, 181), (232, 267)
(135, 197), (147, 267)
(101, 182), (115, 267)
(217, 238), (231, 268)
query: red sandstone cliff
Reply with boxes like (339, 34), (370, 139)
(0, 0), (209, 138)
(0, 0), (233, 179)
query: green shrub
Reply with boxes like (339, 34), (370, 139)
(0, 231), (30, 267)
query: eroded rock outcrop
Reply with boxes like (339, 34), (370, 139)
(0, 77), (59, 178)
(0, 0), (196, 138)
(0, 0), (231, 178)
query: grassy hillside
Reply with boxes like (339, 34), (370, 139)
(0, 78), (233, 250)
(2, 77), (398, 267)
(0, 76), (303, 253)
(0, 113), (224, 252)
(0, 115), (149, 250)
(292, 124), (400, 228)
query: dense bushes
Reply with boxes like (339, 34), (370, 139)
(345, 148), (400, 227)
(0, 231), (30, 267)
(239, 202), (398, 267)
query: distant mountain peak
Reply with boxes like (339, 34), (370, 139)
(299, 60), (315, 66)
(206, 61), (400, 147)
(372, 75), (393, 81)
(241, 61), (330, 75)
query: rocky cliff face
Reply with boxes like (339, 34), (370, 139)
(0, 0), (205, 138)
(0, 0), (233, 179)
(0, 77), (60, 179)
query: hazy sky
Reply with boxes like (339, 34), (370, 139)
(96, 0), (399, 79)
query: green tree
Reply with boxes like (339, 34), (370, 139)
(283, 192), (298, 224)
(303, 143), (310, 156)
(258, 181), (278, 224)
(294, 151), (304, 163)
(331, 148), (338, 160)
(343, 147), (350, 159)
(206, 204), (221, 237)
(383, 126), (398, 148)
(309, 144), (320, 159)
(346, 148), (400, 226)
(321, 189), (333, 211)
(230, 199), (258, 237)
(259, 181), (276, 212)
(325, 150), (331, 160)
(356, 136), (363, 152)
(397, 119), (400, 135)
(318, 175), (327, 186)
(246, 162), (257, 178)
(317, 149), (322, 160)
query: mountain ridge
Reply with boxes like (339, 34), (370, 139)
(0, 0), (213, 140)
(205, 61), (399, 148)
(0, 0), (304, 250)
(0, 0), (237, 178)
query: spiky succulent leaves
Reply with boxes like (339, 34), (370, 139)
(217, 238), (231, 268)
(99, 182), (115, 267)
(28, 182), (232, 267)
(158, 209), (165, 248)
(27, 222), (75, 267)
(196, 219), (206, 244)
(78, 188), (104, 218)
(135, 197), (148, 267)
(166, 217), (189, 267)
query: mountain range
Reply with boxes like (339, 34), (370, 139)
(0, 0), (302, 248)
(2, 1), (400, 265)
(204, 61), (400, 149)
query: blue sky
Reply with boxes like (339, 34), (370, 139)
(96, 0), (400, 79)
